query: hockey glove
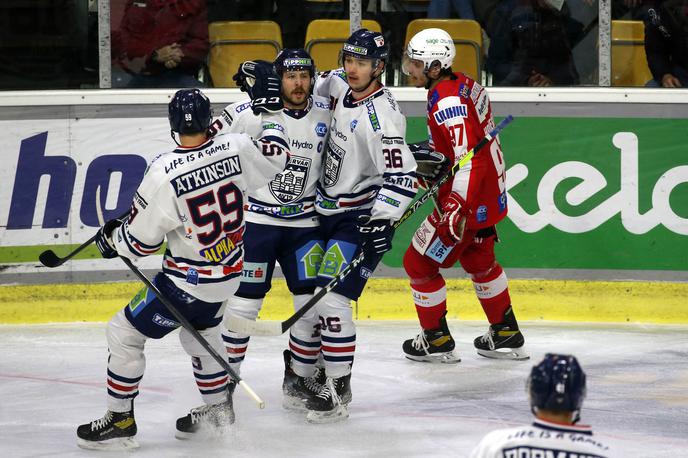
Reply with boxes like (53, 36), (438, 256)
(357, 215), (395, 258)
(95, 218), (124, 259)
(409, 141), (449, 182)
(436, 192), (467, 247)
(232, 60), (283, 115)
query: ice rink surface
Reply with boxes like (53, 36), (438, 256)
(1, 320), (687, 458)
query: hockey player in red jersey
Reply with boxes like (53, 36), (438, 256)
(400, 28), (528, 363)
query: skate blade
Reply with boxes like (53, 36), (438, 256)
(405, 351), (461, 364)
(282, 395), (308, 412)
(305, 405), (349, 424)
(476, 346), (529, 361)
(77, 436), (139, 450)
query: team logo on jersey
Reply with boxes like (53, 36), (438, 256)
(350, 119), (358, 132)
(315, 122), (328, 137)
(269, 156), (310, 203)
(323, 141), (345, 188)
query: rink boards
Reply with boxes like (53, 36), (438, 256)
(0, 88), (687, 324)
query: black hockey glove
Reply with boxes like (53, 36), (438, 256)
(409, 141), (449, 182)
(232, 60), (283, 115)
(357, 215), (395, 259)
(95, 218), (124, 259)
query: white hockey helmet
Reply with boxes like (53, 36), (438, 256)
(403, 28), (456, 74)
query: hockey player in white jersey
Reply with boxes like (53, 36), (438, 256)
(301, 29), (418, 423)
(470, 354), (614, 458)
(76, 84), (288, 449)
(212, 49), (331, 411)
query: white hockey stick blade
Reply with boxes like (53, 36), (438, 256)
(225, 315), (284, 336)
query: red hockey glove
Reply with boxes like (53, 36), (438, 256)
(436, 192), (467, 247)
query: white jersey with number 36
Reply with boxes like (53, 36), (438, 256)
(313, 69), (417, 221)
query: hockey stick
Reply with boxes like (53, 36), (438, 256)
(226, 115), (514, 336)
(38, 210), (129, 268)
(93, 189), (265, 409)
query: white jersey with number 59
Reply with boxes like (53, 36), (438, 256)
(111, 121), (288, 302)
(313, 69), (417, 221)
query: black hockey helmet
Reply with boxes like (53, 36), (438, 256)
(341, 28), (389, 66)
(274, 48), (316, 90)
(168, 88), (212, 135)
(528, 353), (587, 419)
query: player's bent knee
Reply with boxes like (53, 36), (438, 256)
(106, 310), (147, 356)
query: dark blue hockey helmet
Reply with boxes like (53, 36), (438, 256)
(275, 48), (316, 78)
(528, 353), (587, 415)
(168, 88), (212, 135)
(341, 28), (389, 65)
(274, 48), (316, 89)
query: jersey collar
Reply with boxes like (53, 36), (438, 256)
(533, 418), (593, 436)
(343, 86), (386, 108)
(173, 138), (213, 153)
(283, 97), (313, 119)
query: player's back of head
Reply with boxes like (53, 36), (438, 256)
(528, 353), (586, 416)
(169, 88), (212, 135)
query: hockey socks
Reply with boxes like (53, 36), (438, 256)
(410, 274), (448, 330)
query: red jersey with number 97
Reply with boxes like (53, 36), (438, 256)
(427, 73), (508, 230)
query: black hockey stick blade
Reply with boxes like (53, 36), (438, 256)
(38, 234), (98, 268)
(227, 115), (515, 336)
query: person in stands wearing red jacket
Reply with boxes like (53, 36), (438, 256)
(400, 28), (528, 364)
(111, 0), (209, 88)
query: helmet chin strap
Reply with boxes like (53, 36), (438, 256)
(171, 130), (181, 147)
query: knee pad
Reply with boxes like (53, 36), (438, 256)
(224, 295), (262, 322)
(106, 309), (147, 359)
(179, 325), (224, 358)
(316, 291), (353, 334)
(403, 244), (440, 285)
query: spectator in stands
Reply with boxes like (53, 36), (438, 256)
(427, 0), (476, 19)
(112, 0), (209, 88)
(644, 0), (688, 87)
(486, 0), (583, 86)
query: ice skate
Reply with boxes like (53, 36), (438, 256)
(175, 384), (235, 439)
(402, 314), (460, 363)
(282, 350), (326, 411)
(76, 409), (138, 450)
(305, 374), (352, 424)
(474, 308), (529, 360)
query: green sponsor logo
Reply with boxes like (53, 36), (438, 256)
(127, 286), (148, 312)
(394, 117), (688, 271)
(320, 243), (347, 277)
(300, 243), (324, 279)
